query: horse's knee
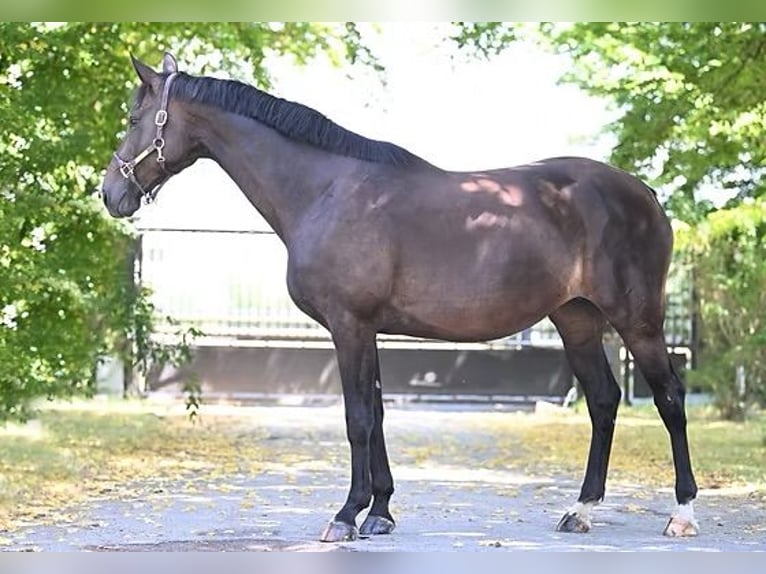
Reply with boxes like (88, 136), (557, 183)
(345, 411), (374, 444)
(591, 410), (617, 436)
(587, 380), (621, 419)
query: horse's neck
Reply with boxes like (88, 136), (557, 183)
(192, 106), (344, 244)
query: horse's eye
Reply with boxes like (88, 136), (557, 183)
(128, 115), (140, 127)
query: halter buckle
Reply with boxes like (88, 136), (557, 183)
(155, 109), (168, 127)
(119, 161), (134, 178)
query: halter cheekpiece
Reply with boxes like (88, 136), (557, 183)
(113, 72), (178, 203)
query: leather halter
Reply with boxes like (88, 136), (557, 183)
(113, 72), (178, 203)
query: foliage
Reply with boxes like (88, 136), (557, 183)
(451, 22), (766, 223)
(127, 284), (203, 420)
(0, 22), (368, 422)
(676, 200), (766, 420)
(450, 22), (517, 57)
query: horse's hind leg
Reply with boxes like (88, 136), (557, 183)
(550, 298), (622, 533)
(360, 348), (396, 535)
(596, 270), (699, 537)
(618, 327), (699, 536)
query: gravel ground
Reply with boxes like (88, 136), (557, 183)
(4, 404), (765, 552)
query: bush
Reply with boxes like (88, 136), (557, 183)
(677, 200), (766, 419)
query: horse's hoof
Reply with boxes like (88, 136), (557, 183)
(360, 514), (396, 536)
(320, 520), (359, 542)
(663, 516), (699, 537)
(555, 512), (591, 533)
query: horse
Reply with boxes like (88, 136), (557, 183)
(101, 53), (699, 542)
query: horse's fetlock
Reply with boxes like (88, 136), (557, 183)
(354, 494), (373, 513)
(373, 484), (394, 498)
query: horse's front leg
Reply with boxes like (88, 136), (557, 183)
(360, 348), (396, 536)
(320, 318), (378, 543)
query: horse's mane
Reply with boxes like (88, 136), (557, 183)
(166, 73), (424, 167)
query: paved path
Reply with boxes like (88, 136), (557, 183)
(5, 405), (766, 551)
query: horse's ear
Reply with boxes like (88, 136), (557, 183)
(162, 52), (178, 75)
(130, 53), (161, 91)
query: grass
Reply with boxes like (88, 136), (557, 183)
(0, 400), (265, 531)
(484, 404), (766, 492)
(396, 403), (766, 497)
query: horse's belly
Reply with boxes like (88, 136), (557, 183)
(378, 241), (576, 341)
(379, 289), (563, 342)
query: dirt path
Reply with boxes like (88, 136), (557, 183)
(4, 404), (765, 551)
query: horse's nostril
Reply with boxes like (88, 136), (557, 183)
(97, 188), (111, 209)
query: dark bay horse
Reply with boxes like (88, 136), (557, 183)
(101, 53), (699, 541)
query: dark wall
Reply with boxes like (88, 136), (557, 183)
(150, 345), (573, 399)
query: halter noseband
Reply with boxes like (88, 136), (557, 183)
(113, 72), (178, 203)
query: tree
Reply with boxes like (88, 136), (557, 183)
(0, 22), (369, 421)
(452, 22), (766, 223)
(676, 200), (766, 420)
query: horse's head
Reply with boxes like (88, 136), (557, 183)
(102, 52), (194, 218)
